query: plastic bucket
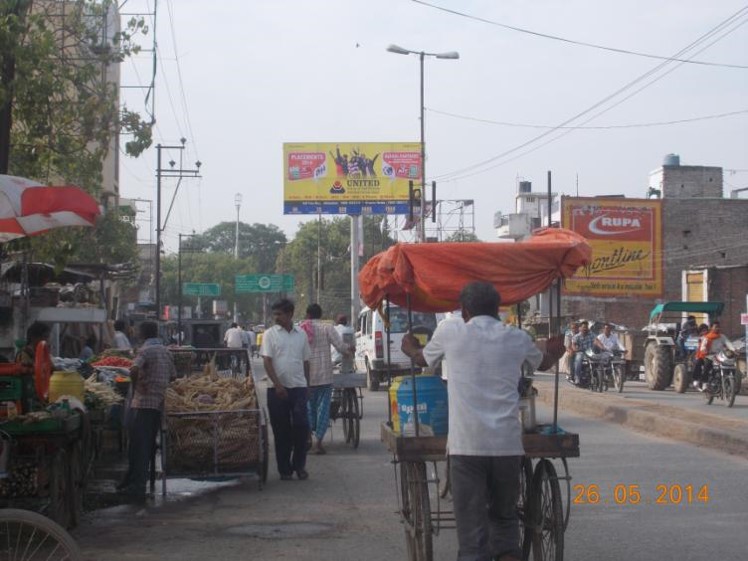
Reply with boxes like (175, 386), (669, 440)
(389, 376), (404, 434)
(396, 375), (448, 436)
(48, 371), (85, 403)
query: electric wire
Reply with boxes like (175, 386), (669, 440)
(432, 8), (748, 183)
(412, 0), (748, 69)
(427, 107), (748, 130)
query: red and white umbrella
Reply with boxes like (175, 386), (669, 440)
(0, 174), (101, 242)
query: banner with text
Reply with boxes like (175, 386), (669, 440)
(561, 197), (663, 297)
(283, 142), (421, 215)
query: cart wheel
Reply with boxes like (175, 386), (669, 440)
(518, 457), (534, 561)
(48, 450), (70, 529)
(400, 462), (433, 561)
(530, 459), (564, 561)
(341, 390), (352, 444)
(347, 389), (361, 449)
(0, 508), (83, 561)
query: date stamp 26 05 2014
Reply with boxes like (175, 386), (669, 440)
(573, 484), (710, 506)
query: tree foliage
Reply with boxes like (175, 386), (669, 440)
(445, 229), (480, 242)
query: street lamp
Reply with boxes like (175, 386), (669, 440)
(386, 44), (459, 243)
(233, 193), (242, 322)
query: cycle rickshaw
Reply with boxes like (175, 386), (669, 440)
(359, 228), (592, 561)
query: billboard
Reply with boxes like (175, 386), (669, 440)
(283, 142), (421, 215)
(562, 197), (663, 297)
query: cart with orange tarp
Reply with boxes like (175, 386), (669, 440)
(360, 228), (591, 561)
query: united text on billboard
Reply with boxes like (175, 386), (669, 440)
(283, 142), (421, 215)
(562, 197), (663, 297)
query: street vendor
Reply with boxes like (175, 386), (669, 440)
(117, 321), (176, 502)
(401, 281), (564, 561)
(14, 322), (51, 370)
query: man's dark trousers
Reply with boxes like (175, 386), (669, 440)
(450, 454), (522, 561)
(267, 387), (309, 477)
(124, 407), (161, 497)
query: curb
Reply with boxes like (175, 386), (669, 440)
(534, 377), (748, 460)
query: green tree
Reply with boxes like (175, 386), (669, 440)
(0, 0), (151, 265)
(445, 230), (480, 242)
(278, 216), (395, 318)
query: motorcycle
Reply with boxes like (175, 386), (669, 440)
(583, 349), (607, 392)
(703, 349), (738, 408)
(601, 347), (627, 393)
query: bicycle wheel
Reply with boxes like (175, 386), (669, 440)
(613, 364), (625, 393)
(403, 462), (433, 561)
(723, 375), (736, 408)
(0, 508), (83, 561)
(530, 460), (564, 561)
(340, 390), (351, 444)
(518, 457), (534, 561)
(346, 389), (361, 448)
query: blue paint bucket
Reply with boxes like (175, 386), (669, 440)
(396, 375), (448, 436)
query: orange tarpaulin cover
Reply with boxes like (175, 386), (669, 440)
(359, 228), (592, 313)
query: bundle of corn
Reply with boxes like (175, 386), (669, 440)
(165, 361), (256, 412)
(163, 362), (260, 474)
(84, 374), (124, 409)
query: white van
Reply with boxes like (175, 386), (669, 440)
(355, 304), (440, 390)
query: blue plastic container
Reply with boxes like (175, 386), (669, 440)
(396, 375), (448, 436)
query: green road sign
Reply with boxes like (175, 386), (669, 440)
(182, 282), (221, 297)
(235, 274), (295, 293)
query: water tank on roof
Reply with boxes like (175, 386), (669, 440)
(519, 181), (532, 193)
(663, 153), (680, 166)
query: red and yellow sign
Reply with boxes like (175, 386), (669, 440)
(283, 142), (421, 207)
(562, 197), (663, 297)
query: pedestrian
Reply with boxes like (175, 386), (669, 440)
(79, 335), (96, 361)
(331, 313), (355, 371)
(260, 298), (312, 481)
(113, 320), (133, 351)
(401, 281), (564, 561)
(224, 322), (244, 349)
(302, 304), (351, 455)
(247, 325), (258, 357)
(117, 321), (176, 503)
(15, 322), (51, 369)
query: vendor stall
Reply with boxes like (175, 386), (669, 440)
(359, 228), (592, 561)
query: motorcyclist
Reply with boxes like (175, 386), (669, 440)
(571, 320), (596, 386)
(692, 322), (735, 391)
(595, 323), (622, 352)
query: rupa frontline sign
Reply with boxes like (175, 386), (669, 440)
(561, 197), (663, 297)
(282, 142), (421, 215)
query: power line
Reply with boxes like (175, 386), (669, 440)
(412, 0), (748, 69)
(427, 107), (748, 130)
(433, 8), (748, 183)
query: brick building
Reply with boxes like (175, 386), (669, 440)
(564, 157), (748, 337)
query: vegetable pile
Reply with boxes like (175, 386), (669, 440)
(91, 356), (133, 368)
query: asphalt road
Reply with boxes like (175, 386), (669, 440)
(73, 361), (748, 561)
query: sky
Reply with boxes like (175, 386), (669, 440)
(117, 0), (748, 251)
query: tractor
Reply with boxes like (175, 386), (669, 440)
(642, 301), (724, 391)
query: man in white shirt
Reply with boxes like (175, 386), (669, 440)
(223, 323), (244, 349)
(595, 323), (621, 352)
(260, 299), (312, 481)
(402, 281), (563, 561)
(113, 320), (132, 351)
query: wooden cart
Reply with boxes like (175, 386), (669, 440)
(0, 411), (92, 529)
(382, 424), (579, 561)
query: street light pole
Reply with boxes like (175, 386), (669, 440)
(386, 44), (459, 243)
(234, 193), (242, 322)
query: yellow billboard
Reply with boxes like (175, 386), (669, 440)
(283, 142), (421, 215)
(562, 197), (663, 297)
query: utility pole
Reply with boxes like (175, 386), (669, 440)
(155, 139), (201, 321)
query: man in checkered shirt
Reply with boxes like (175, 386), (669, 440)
(118, 321), (175, 502)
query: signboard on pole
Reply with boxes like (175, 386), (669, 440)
(562, 197), (663, 297)
(283, 142), (421, 215)
(236, 274), (295, 293)
(182, 283), (221, 297)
